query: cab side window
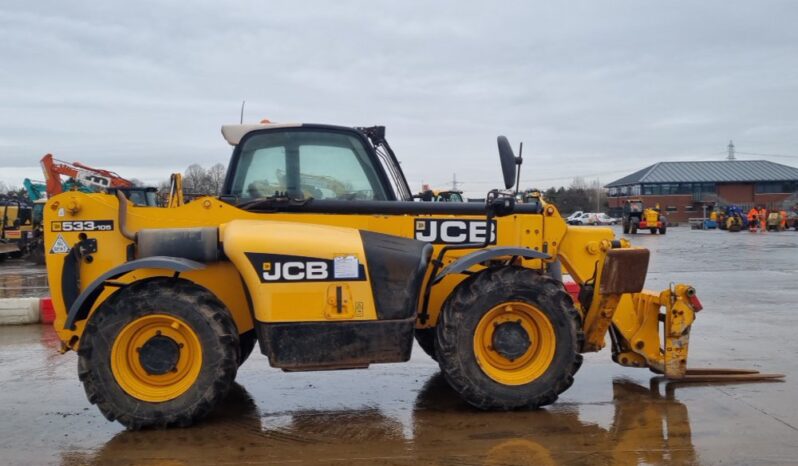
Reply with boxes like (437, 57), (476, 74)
(231, 130), (389, 201)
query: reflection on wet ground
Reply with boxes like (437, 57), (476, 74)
(61, 374), (703, 466)
(1, 227), (797, 465)
(0, 259), (48, 298)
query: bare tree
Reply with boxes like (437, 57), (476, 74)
(207, 163), (226, 195)
(569, 177), (589, 191)
(181, 163), (227, 196)
(183, 164), (210, 194)
(587, 178), (608, 212)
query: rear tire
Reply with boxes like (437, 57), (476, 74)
(435, 267), (583, 410)
(630, 222), (638, 234)
(78, 278), (239, 429)
(650, 228), (657, 234)
(414, 327), (437, 361)
(659, 225), (667, 235)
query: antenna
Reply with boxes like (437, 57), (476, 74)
(727, 140), (735, 160)
(514, 142), (523, 195)
(240, 100), (246, 124)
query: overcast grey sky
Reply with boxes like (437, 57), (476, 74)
(2, 1), (797, 196)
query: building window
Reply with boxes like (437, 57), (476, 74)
(642, 184), (661, 195)
(630, 185), (640, 196)
(639, 183), (715, 195)
(755, 181), (798, 193)
(609, 187), (619, 196)
(666, 205), (678, 212)
(684, 205), (697, 212)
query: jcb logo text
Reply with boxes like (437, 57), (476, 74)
(245, 252), (366, 283)
(262, 261), (328, 281)
(414, 219), (496, 244)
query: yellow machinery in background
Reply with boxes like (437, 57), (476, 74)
(622, 199), (667, 234)
(0, 197), (35, 260)
(43, 122), (780, 428)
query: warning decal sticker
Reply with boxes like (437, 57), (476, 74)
(49, 234), (70, 254)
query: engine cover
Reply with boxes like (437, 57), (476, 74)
(222, 219), (431, 324)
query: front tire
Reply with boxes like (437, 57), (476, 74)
(435, 267), (583, 410)
(78, 279), (239, 429)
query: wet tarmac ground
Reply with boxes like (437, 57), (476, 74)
(1, 226), (797, 465)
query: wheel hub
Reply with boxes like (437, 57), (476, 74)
(473, 302), (556, 385)
(138, 335), (181, 375)
(492, 321), (531, 361)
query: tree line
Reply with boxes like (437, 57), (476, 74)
(5, 168), (609, 214)
(539, 177), (608, 214)
(158, 163), (227, 197)
(0, 163), (226, 202)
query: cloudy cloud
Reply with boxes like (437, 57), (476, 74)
(1, 1), (797, 195)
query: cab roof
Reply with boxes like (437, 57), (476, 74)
(221, 123), (303, 146)
(221, 122), (371, 146)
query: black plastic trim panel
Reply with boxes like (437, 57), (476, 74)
(360, 230), (432, 320)
(256, 317), (414, 370)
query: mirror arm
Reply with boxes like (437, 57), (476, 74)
(514, 142), (523, 196)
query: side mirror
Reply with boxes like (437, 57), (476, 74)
(497, 136), (516, 190)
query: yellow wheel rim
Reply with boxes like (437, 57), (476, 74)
(473, 302), (556, 385)
(111, 314), (202, 402)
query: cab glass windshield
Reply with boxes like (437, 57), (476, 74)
(230, 130), (389, 201)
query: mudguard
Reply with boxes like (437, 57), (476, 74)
(431, 247), (551, 285)
(64, 256), (205, 330)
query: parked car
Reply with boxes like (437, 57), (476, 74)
(565, 211), (584, 223)
(568, 212), (599, 225)
(596, 213), (620, 225)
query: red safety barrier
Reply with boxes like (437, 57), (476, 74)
(564, 281), (580, 303)
(40, 297), (55, 324)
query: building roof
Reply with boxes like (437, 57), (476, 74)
(606, 160), (798, 187)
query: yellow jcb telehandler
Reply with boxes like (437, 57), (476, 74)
(43, 122), (780, 428)
(622, 199), (667, 234)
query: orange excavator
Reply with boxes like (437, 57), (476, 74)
(39, 153), (158, 206)
(42, 153), (133, 195)
(25, 154), (161, 264)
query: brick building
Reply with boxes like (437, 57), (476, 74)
(606, 160), (798, 223)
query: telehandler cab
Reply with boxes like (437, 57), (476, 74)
(44, 122), (780, 428)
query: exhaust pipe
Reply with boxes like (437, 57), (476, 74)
(115, 190), (136, 241)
